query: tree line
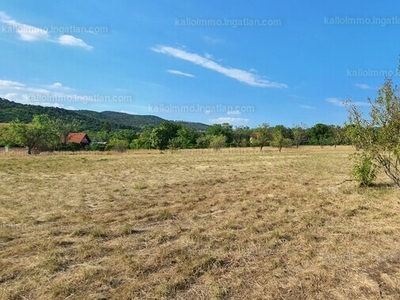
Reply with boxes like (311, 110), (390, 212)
(0, 115), (352, 153)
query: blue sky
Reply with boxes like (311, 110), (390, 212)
(1, 1), (400, 128)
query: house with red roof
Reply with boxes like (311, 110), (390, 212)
(66, 132), (91, 147)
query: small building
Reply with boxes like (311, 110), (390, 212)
(66, 133), (91, 147)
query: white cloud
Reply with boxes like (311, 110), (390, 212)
(50, 82), (63, 88)
(355, 83), (372, 90)
(167, 70), (195, 77)
(0, 79), (87, 110)
(0, 11), (93, 50)
(326, 97), (369, 107)
(326, 97), (345, 107)
(0, 11), (49, 41)
(204, 52), (213, 59)
(151, 45), (287, 88)
(58, 35), (93, 50)
(47, 82), (72, 91)
(0, 80), (25, 88)
(210, 117), (249, 125)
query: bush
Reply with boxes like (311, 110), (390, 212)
(350, 153), (377, 186)
(209, 135), (226, 151)
(106, 139), (128, 152)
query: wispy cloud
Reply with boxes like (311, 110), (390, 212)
(210, 117), (249, 125)
(204, 52), (213, 60)
(0, 11), (49, 41)
(151, 45), (287, 88)
(0, 79), (100, 109)
(326, 97), (346, 106)
(48, 82), (72, 90)
(167, 69), (195, 77)
(0, 11), (93, 50)
(355, 83), (372, 90)
(204, 35), (224, 45)
(58, 35), (93, 50)
(326, 97), (369, 107)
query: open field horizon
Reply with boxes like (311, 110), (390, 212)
(1, 146), (400, 299)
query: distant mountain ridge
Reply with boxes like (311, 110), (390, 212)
(0, 98), (209, 131)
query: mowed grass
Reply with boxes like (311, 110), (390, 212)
(1, 146), (400, 299)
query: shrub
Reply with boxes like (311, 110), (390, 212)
(209, 135), (226, 151)
(350, 152), (377, 186)
(107, 139), (128, 152)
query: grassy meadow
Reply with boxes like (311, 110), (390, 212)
(1, 146), (400, 299)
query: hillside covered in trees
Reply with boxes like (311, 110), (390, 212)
(0, 97), (354, 154)
(0, 98), (209, 132)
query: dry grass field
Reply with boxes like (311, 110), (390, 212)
(1, 146), (400, 299)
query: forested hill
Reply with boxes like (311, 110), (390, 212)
(0, 98), (209, 131)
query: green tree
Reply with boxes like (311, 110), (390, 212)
(346, 77), (400, 187)
(309, 123), (332, 147)
(150, 121), (182, 150)
(206, 123), (233, 145)
(130, 136), (152, 149)
(111, 129), (138, 144)
(106, 138), (129, 152)
(130, 127), (153, 149)
(9, 114), (58, 154)
(196, 135), (210, 149)
(171, 126), (200, 149)
(292, 123), (307, 148)
(251, 123), (273, 151)
(232, 126), (252, 147)
(270, 127), (292, 152)
(101, 122), (112, 133)
(209, 135), (226, 151)
(0, 125), (14, 147)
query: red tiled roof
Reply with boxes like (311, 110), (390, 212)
(67, 132), (91, 144)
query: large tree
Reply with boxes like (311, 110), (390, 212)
(206, 123), (233, 145)
(172, 126), (200, 149)
(309, 123), (332, 147)
(232, 126), (252, 147)
(270, 126), (292, 152)
(252, 123), (273, 151)
(150, 121), (182, 150)
(9, 114), (59, 154)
